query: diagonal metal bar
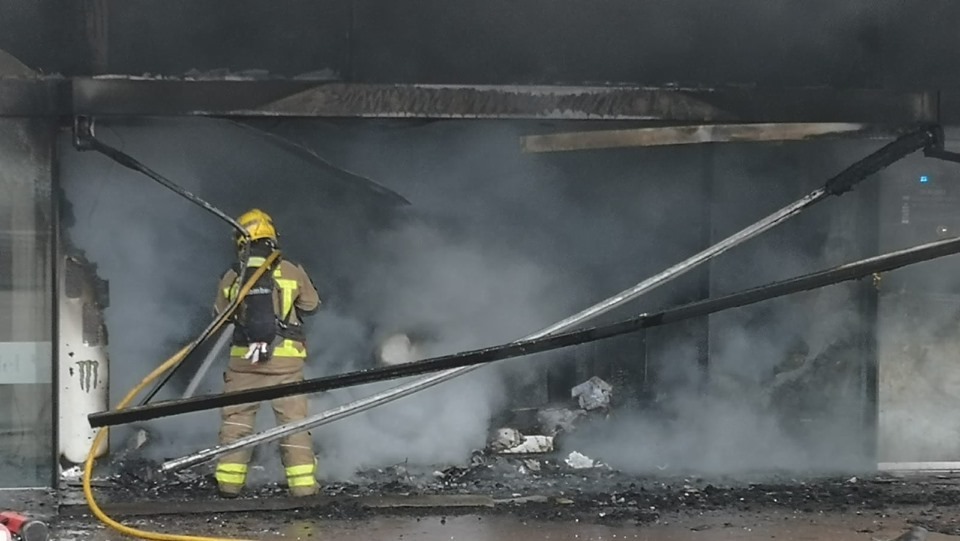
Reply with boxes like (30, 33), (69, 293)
(180, 324), (234, 400)
(72, 116), (255, 405)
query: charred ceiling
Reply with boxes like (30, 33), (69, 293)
(1, 1), (960, 123)
(0, 0), (959, 92)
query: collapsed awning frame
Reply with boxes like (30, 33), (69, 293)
(0, 77), (950, 124)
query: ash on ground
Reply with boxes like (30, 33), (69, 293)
(69, 445), (960, 530)
(64, 378), (960, 531)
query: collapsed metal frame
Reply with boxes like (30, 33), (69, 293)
(71, 114), (960, 471)
(147, 126), (960, 471)
(5, 76), (960, 481)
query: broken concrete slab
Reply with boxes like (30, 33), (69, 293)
(500, 436), (554, 455)
(523, 459), (542, 473)
(60, 466), (83, 482)
(490, 427), (555, 455)
(571, 377), (613, 411)
(564, 452), (596, 469)
(490, 428), (524, 452)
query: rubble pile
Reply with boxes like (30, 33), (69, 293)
(78, 377), (620, 503)
(571, 376), (613, 412)
(68, 461), (960, 528)
(95, 457), (221, 501)
(71, 377), (960, 530)
(491, 376), (612, 452)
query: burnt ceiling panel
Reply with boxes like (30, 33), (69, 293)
(2, 0), (960, 92)
(880, 0), (960, 90)
(350, 0), (888, 87)
(104, 0), (350, 77)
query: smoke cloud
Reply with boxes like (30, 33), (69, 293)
(60, 118), (586, 480)
(75, 0), (890, 89)
(61, 118), (887, 481)
(874, 135), (960, 466)
(563, 140), (878, 475)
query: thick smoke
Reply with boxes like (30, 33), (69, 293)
(563, 140), (878, 475)
(874, 135), (960, 465)
(65, 0), (890, 88)
(62, 118), (885, 481)
(60, 118), (586, 480)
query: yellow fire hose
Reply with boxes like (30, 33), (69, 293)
(82, 250), (280, 541)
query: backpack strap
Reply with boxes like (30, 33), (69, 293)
(224, 255), (284, 319)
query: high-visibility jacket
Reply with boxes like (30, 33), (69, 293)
(214, 256), (320, 372)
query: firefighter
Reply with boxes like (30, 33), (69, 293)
(212, 208), (321, 498)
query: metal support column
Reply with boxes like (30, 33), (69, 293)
(860, 180), (881, 467)
(697, 145), (715, 387)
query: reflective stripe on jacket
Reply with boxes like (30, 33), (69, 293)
(214, 256), (321, 360)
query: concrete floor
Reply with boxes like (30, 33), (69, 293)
(55, 510), (942, 541)
(52, 471), (960, 540)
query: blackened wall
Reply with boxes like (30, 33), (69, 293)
(1, 0), (959, 89)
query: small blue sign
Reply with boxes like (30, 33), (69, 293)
(920, 175), (930, 183)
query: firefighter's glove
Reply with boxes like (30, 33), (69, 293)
(243, 342), (271, 364)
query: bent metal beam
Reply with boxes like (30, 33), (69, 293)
(0, 78), (942, 123)
(68, 78), (940, 123)
(519, 122), (883, 153)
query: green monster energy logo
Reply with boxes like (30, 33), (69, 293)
(76, 359), (100, 392)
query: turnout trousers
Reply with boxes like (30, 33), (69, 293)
(214, 357), (318, 497)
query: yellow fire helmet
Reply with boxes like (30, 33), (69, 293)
(235, 208), (278, 247)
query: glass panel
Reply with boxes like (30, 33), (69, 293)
(877, 147), (960, 466)
(0, 118), (54, 488)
